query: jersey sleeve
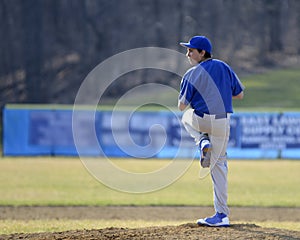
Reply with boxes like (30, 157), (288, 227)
(178, 73), (194, 105)
(231, 71), (245, 96)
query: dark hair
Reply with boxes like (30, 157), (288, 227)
(197, 49), (212, 59)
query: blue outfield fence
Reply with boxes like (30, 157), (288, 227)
(3, 105), (300, 159)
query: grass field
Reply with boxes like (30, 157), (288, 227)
(234, 68), (300, 110)
(0, 157), (299, 207)
(0, 157), (300, 234)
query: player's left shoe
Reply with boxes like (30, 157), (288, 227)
(199, 133), (211, 168)
(200, 142), (211, 168)
(197, 212), (230, 227)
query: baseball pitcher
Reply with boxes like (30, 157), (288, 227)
(178, 36), (244, 227)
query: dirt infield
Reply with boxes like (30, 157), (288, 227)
(0, 206), (300, 240)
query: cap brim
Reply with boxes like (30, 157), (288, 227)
(180, 42), (195, 48)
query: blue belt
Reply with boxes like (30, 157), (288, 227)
(194, 111), (228, 119)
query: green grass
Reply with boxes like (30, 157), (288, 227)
(234, 68), (300, 110)
(0, 157), (299, 207)
(0, 157), (299, 235)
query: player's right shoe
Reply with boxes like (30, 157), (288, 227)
(197, 212), (230, 227)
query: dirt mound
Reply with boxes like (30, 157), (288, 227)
(1, 223), (300, 240)
(1, 206), (300, 239)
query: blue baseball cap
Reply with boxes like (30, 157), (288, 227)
(180, 36), (212, 54)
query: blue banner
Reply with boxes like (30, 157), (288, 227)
(3, 106), (300, 159)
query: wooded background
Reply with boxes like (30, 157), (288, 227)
(1, 0), (299, 108)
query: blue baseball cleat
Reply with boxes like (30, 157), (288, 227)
(197, 212), (230, 227)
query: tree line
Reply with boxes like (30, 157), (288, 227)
(0, 0), (299, 108)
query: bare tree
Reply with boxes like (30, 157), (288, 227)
(0, 0), (299, 109)
(21, 0), (44, 103)
(266, 0), (283, 52)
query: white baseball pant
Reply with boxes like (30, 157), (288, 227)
(181, 108), (230, 216)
